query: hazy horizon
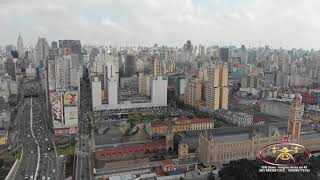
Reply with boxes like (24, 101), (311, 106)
(1, 0), (320, 50)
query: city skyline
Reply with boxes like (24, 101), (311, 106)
(2, 0), (320, 49)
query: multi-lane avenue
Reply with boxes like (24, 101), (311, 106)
(13, 80), (60, 180)
(75, 72), (92, 180)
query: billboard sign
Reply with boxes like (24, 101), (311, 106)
(64, 106), (78, 127)
(64, 91), (78, 106)
(54, 127), (78, 136)
(50, 92), (63, 125)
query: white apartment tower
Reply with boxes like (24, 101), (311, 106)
(92, 77), (102, 110)
(54, 57), (66, 90)
(152, 76), (168, 106)
(107, 77), (118, 105)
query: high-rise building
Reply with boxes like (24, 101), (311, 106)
(54, 57), (66, 90)
(124, 54), (136, 77)
(17, 33), (24, 59)
(92, 77), (102, 110)
(107, 77), (118, 105)
(51, 41), (58, 49)
(152, 76), (168, 106)
(5, 58), (16, 80)
(205, 64), (228, 112)
(138, 73), (151, 96)
(36, 38), (50, 66)
(219, 64), (229, 110)
(47, 60), (56, 91)
(239, 45), (248, 64)
(58, 40), (81, 56)
(70, 69), (80, 89)
(219, 48), (229, 63)
(151, 57), (161, 77)
(184, 79), (202, 108)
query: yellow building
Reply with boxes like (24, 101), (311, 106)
(205, 64), (228, 112)
(146, 118), (214, 136)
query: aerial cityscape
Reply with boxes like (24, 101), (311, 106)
(1, 0), (320, 180)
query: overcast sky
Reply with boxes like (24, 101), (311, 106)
(1, 0), (320, 49)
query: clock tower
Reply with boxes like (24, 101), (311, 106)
(287, 94), (303, 141)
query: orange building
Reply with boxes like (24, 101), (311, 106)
(146, 118), (214, 136)
(95, 140), (166, 162)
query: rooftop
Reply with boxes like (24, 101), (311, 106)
(150, 120), (173, 127)
(191, 118), (212, 124)
(163, 159), (175, 166)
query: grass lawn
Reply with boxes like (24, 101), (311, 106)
(2, 149), (21, 160)
(56, 145), (75, 156)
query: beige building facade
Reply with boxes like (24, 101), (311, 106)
(184, 79), (202, 108)
(205, 64), (228, 112)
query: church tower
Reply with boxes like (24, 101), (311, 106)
(287, 94), (303, 141)
(165, 127), (174, 151)
(178, 143), (189, 159)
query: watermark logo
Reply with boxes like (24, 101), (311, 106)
(259, 137), (311, 166)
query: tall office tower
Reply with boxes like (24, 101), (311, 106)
(47, 60), (56, 92)
(104, 55), (119, 79)
(17, 33), (24, 59)
(138, 73), (151, 96)
(69, 54), (80, 69)
(51, 41), (58, 49)
(184, 79), (202, 108)
(287, 95), (303, 141)
(70, 68), (80, 89)
(63, 55), (72, 89)
(107, 77), (118, 105)
(124, 54), (136, 77)
(36, 38), (50, 66)
(104, 55), (119, 98)
(219, 47), (229, 63)
(92, 77), (102, 110)
(183, 40), (193, 62)
(136, 58), (144, 73)
(5, 45), (14, 56)
(151, 57), (161, 77)
(54, 57), (66, 90)
(58, 40), (81, 56)
(152, 76), (168, 106)
(239, 45), (248, 65)
(205, 64), (228, 112)
(5, 58), (16, 80)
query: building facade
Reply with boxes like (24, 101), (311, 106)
(205, 64), (228, 112)
(197, 95), (320, 164)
